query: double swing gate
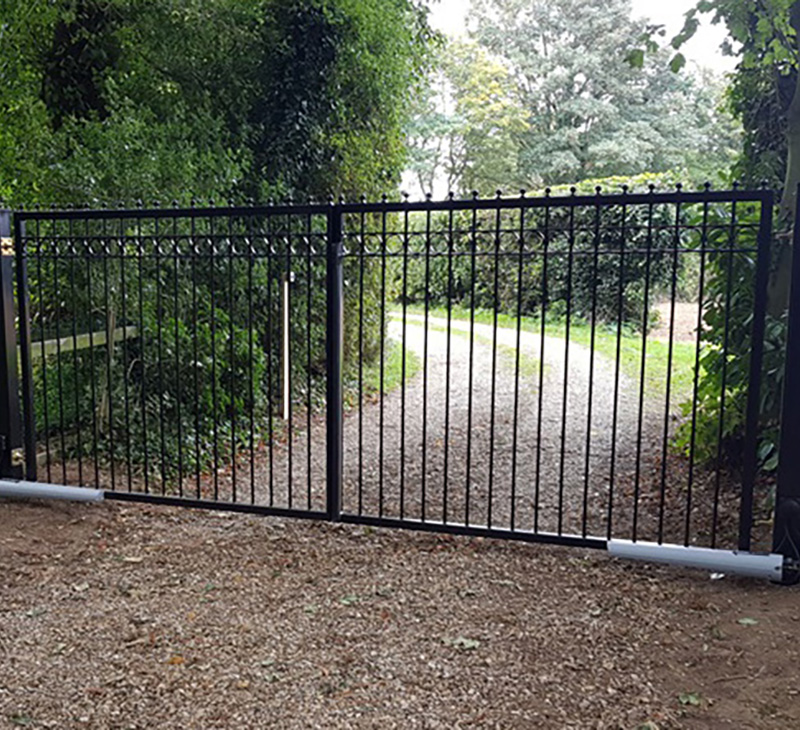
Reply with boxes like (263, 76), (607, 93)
(1, 186), (798, 582)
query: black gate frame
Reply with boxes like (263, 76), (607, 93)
(1, 188), (798, 581)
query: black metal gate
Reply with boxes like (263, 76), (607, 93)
(1, 187), (798, 579)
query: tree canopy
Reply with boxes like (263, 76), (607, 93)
(0, 0), (435, 206)
(405, 0), (738, 196)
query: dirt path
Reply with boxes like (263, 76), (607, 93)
(0, 500), (797, 729)
(651, 301), (701, 343)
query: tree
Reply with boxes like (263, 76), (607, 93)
(664, 1), (800, 318)
(469, 0), (737, 187)
(405, 41), (529, 196)
(405, 0), (739, 196)
(405, 63), (464, 195)
(628, 2), (800, 477)
(0, 0), (435, 205)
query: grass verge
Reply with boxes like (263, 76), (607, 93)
(400, 304), (697, 404)
(390, 312), (541, 381)
(344, 337), (421, 407)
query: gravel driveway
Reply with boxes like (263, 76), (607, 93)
(263, 311), (678, 542)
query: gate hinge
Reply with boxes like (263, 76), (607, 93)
(10, 448), (24, 468)
(0, 237), (13, 256)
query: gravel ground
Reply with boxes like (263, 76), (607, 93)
(251, 310), (744, 548)
(339, 312), (656, 536)
(0, 499), (797, 729)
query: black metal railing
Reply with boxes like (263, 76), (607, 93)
(1, 185), (798, 565)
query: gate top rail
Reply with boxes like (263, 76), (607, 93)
(10, 187), (776, 222)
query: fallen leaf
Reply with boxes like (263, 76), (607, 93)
(9, 714), (34, 727)
(167, 655), (185, 665)
(122, 556), (144, 564)
(72, 582), (89, 593)
(442, 636), (481, 651)
(339, 595), (360, 606)
(678, 692), (701, 706)
(737, 617), (759, 626)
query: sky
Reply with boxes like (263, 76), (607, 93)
(425, 0), (737, 74)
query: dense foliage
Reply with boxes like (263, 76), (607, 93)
(401, 173), (684, 329)
(665, 2), (799, 473)
(0, 0), (434, 205)
(1, 0), (434, 481)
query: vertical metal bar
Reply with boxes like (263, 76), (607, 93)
(136, 208), (150, 494)
(228, 210), (237, 501)
(209, 211), (219, 501)
(443, 197), (454, 524)
(67, 221), (83, 486)
(534, 194), (551, 533)
(631, 193), (655, 540)
(326, 204), (344, 522)
(488, 196), (502, 528)
(305, 210), (313, 510)
(773, 186), (800, 575)
(0, 210), (24, 479)
(101, 216), (116, 490)
(510, 197), (526, 531)
(400, 200), (409, 519)
(173, 208), (184, 496)
(190, 206), (201, 498)
(85, 215), (100, 488)
(154, 213), (167, 492)
(358, 203), (366, 516)
(285, 211), (293, 507)
(583, 193), (601, 538)
(54, 221), (68, 484)
(658, 196), (683, 543)
(421, 202), (432, 522)
(557, 199), (577, 535)
(685, 193), (710, 546)
(14, 217), (36, 481)
(379, 201), (387, 518)
(119, 214), (133, 492)
(465, 196), (478, 527)
(739, 193), (773, 552)
(610, 192), (628, 538)
(266, 209), (275, 506)
(711, 198), (738, 548)
(35, 219), (52, 482)
(247, 212), (256, 505)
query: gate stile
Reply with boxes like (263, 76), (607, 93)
(1, 187), (798, 583)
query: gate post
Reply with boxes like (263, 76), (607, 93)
(0, 209), (23, 479)
(325, 202), (344, 521)
(773, 189), (800, 583)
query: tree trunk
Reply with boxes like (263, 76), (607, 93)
(771, 2), (800, 316)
